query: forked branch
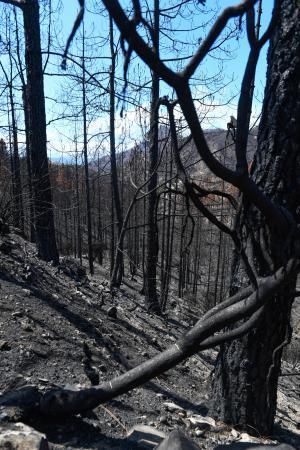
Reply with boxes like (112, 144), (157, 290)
(34, 258), (296, 415)
(101, 0), (291, 234)
(0, 0), (25, 7)
(0, 255), (297, 417)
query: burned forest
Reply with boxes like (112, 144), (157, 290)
(0, 0), (299, 449)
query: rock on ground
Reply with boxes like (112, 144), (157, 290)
(0, 422), (49, 450)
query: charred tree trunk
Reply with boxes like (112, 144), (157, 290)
(144, 0), (160, 312)
(22, 84), (35, 242)
(96, 154), (103, 266)
(75, 136), (82, 265)
(0, 9), (24, 234)
(81, 27), (94, 275)
(211, 1), (300, 434)
(22, 0), (58, 263)
(7, 81), (24, 234)
(110, 14), (124, 288)
(14, 8), (34, 241)
(161, 156), (176, 311)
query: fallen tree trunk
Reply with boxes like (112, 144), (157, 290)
(0, 259), (298, 417)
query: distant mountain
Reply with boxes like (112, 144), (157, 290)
(86, 127), (258, 176)
(204, 127), (258, 166)
(176, 127), (258, 179)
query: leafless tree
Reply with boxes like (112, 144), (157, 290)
(0, 0), (58, 262)
(0, 0), (299, 436)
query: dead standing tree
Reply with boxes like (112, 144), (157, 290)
(0, 0), (58, 263)
(100, 0), (300, 434)
(210, 0), (300, 433)
(0, 260), (296, 418)
(1, 0), (299, 436)
(144, 0), (161, 312)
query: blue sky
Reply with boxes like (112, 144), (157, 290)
(0, 0), (275, 160)
(44, 0), (274, 160)
(51, 0), (274, 119)
(220, 0), (272, 79)
(52, 0), (274, 84)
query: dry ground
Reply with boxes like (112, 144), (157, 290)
(0, 230), (299, 449)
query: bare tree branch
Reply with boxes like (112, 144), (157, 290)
(3, 263), (294, 418)
(199, 306), (264, 349)
(182, 0), (259, 80)
(61, 0), (85, 70)
(101, 0), (178, 87)
(104, 0), (291, 233)
(258, 0), (280, 47)
(36, 259), (297, 416)
(246, 7), (256, 47)
(0, 0), (25, 8)
(164, 99), (235, 237)
(190, 182), (238, 210)
(235, 1), (279, 174)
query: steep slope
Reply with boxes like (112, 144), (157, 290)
(0, 229), (299, 449)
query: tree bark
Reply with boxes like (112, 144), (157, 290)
(110, 14), (124, 288)
(75, 135), (82, 265)
(211, 0), (300, 434)
(22, 0), (58, 263)
(144, 0), (160, 312)
(8, 81), (24, 234)
(14, 8), (34, 241)
(22, 84), (35, 242)
(81, 26), (94, 275)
